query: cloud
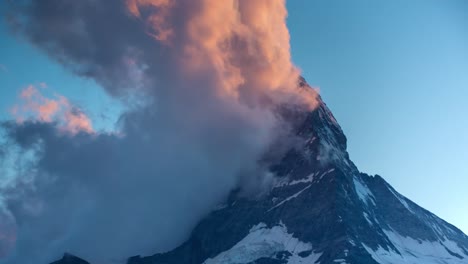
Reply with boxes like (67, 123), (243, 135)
(10, 85), (94, 135)
(0, 211), (15, 259)
(1, 1), (318, 264)
(124, 0), (317, 108)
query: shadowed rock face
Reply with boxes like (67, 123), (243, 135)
(51, 82), (468, 264)
(50, 254), (89, 264)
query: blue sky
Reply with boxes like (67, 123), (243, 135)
(287, 0), (468, 234)
(0, 0), (467, 235)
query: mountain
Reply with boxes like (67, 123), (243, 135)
(53, 80), (468, 264)
(51, 254), (89, 264)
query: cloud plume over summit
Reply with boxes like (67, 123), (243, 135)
(0, 1), (317, 263)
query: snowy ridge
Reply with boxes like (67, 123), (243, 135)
(385, 183), (415, 214)
(353, 177), (376, 206)
(203, 222), (322, 264)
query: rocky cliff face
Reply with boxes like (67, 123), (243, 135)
(53, 81), (468, 264)
(50, 254), (89, 264)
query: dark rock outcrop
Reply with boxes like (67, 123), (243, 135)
(50, 254), (90, 264)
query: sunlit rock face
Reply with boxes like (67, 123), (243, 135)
(48, 81), (468, 264)
(122, 81), (468, 264)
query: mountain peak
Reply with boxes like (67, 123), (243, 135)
(50, 254), (89, 264)
(124, 81), (468, 264)
(50, 81), (468, 264)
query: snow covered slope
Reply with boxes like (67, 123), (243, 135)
(203, 223), (322, 264)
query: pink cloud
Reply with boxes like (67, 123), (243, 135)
(11, 84), (94, 135)
(63, 111), (94, 134)
(20, 85), (37, 99)
(37, 99), (60, 122)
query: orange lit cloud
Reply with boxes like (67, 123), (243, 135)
(126, 0), (174, 44)
(61, 97), (94, 135)
(126, 0), (318, 109)
(11, 85), (94, 135)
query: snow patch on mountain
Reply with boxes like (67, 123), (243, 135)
(333, 259), (348, 264)
(363, 212), (373, 226)
(317, 168), (335, 181)
(353, 178), (376, 206)
(363, 229), (468, 264)
(288, 172), (317, 186)
(268, 185), (312, 212)
(203, 222), (322, 264)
